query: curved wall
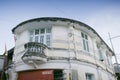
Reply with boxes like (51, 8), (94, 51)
(11, 17), (115, 80)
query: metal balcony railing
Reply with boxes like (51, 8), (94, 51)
(22, 42), (48, 64)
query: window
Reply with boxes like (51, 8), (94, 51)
(29, 28), (52, 47)
(97, 46), (104, 61)
(29, 31), (34, 42)
(72, 70), (78, 80)
(81, 32), (89, 52)
(54, 70), (64, 80)
(86, 73), (94, 80)
(106, 54), (111, 66)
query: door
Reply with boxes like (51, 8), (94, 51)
(18, 70), (54, 80)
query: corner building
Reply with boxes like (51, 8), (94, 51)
(10, 17), (115, 80)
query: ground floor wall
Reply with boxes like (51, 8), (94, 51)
(8, 60), (116, 80)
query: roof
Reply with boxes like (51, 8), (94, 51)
(11, 17), (114, 55)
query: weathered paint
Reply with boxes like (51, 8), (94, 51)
(18, 70), (54, 80)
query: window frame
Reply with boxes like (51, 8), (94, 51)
(29, 27), (52, 47)
(81, 32), (89, 52)
(97, 46), (104, 61)
(85, 73), (94, 80)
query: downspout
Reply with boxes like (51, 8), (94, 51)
(67, 25), (72, 80)
(72, 26), (77, 59)
(93, 39), (102, 80)
(69, 25), (77, 59)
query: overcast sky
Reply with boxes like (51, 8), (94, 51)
(0, 0), (120, 63)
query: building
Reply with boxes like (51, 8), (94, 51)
(0, 48), (14, 80)
(0, 55), (4, 80)
(9, 17), (115, 80)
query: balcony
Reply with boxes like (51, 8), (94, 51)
(22, 42), (48, 64)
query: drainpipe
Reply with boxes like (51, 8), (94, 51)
(67, 26), (72, 80)
(93, 39), (102, 80)
(72, 26), (77, 59)
(69, 25), (77, 59)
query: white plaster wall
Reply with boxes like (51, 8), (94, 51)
(12, 20), (115, 80)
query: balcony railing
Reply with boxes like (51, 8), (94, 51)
(22, 42), (48, 64)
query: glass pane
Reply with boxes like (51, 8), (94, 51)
(98, 49), (103, 60)
(35, 29), (39, 35)
(40, 28), (45, 34)
(46, 28), (51, 33)
(72, 70), (78, 80)
(81, 32), (84, 38)
(85, 35), (88, 40)
(30, 31), (34, 35)
(86, 41), (89, 52)
(30, 37), (33, 42)
(46, 35), (51, 46)
(83, 39), (86, 51)
(35, 36), (39, 42)
(86, 74), (92, 80)
(40, 36), (44, 43)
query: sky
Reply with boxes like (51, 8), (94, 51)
(0, 0), (120, 63)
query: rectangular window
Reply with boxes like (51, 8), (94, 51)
(35, 36), (39, 42)
(72, 70), (78, 80)
(40, 28), (45, 34)
(98, 48), (104, 61)
(35, 29), (39, 35)
(29, 31), (34, 42)
(30, 37), (33, 42)
(40, 36), (44, 43)
(107, 54), (111, 66)
(29, 28), (52, 47)
(81, 32), (89, 52)
(46, 35), (51, 46)
(86, 73), (94, 80)
(46, 28), (51, 33)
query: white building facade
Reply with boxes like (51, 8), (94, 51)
(9, 17), (115, 80)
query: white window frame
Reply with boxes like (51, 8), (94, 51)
(86, 73), (94, 80)
(29, 27), (52, 47)
(106, 53), (112, 66)
(81, 32), (89, 52)
(98, 47), (104, 61)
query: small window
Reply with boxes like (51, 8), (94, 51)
(35, 29), (39, 35)
(54, 70), (63, 80)
(46, 28), (51, 33)
(106, 53), (111, 66)
(81, 32), (89, 52)
(29, 31), (34, 42)
(30, 31), (34, 35)
(46, 35), (51, 46)
(29, 37), (33, 42)
(85, 35), (88, 40)
(40, 36), (44, 43)
(86, 73), (94, 80)
(81, 32), (84, 38)
(98, 47), (104, 61)
(35, 36), (39, 42)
